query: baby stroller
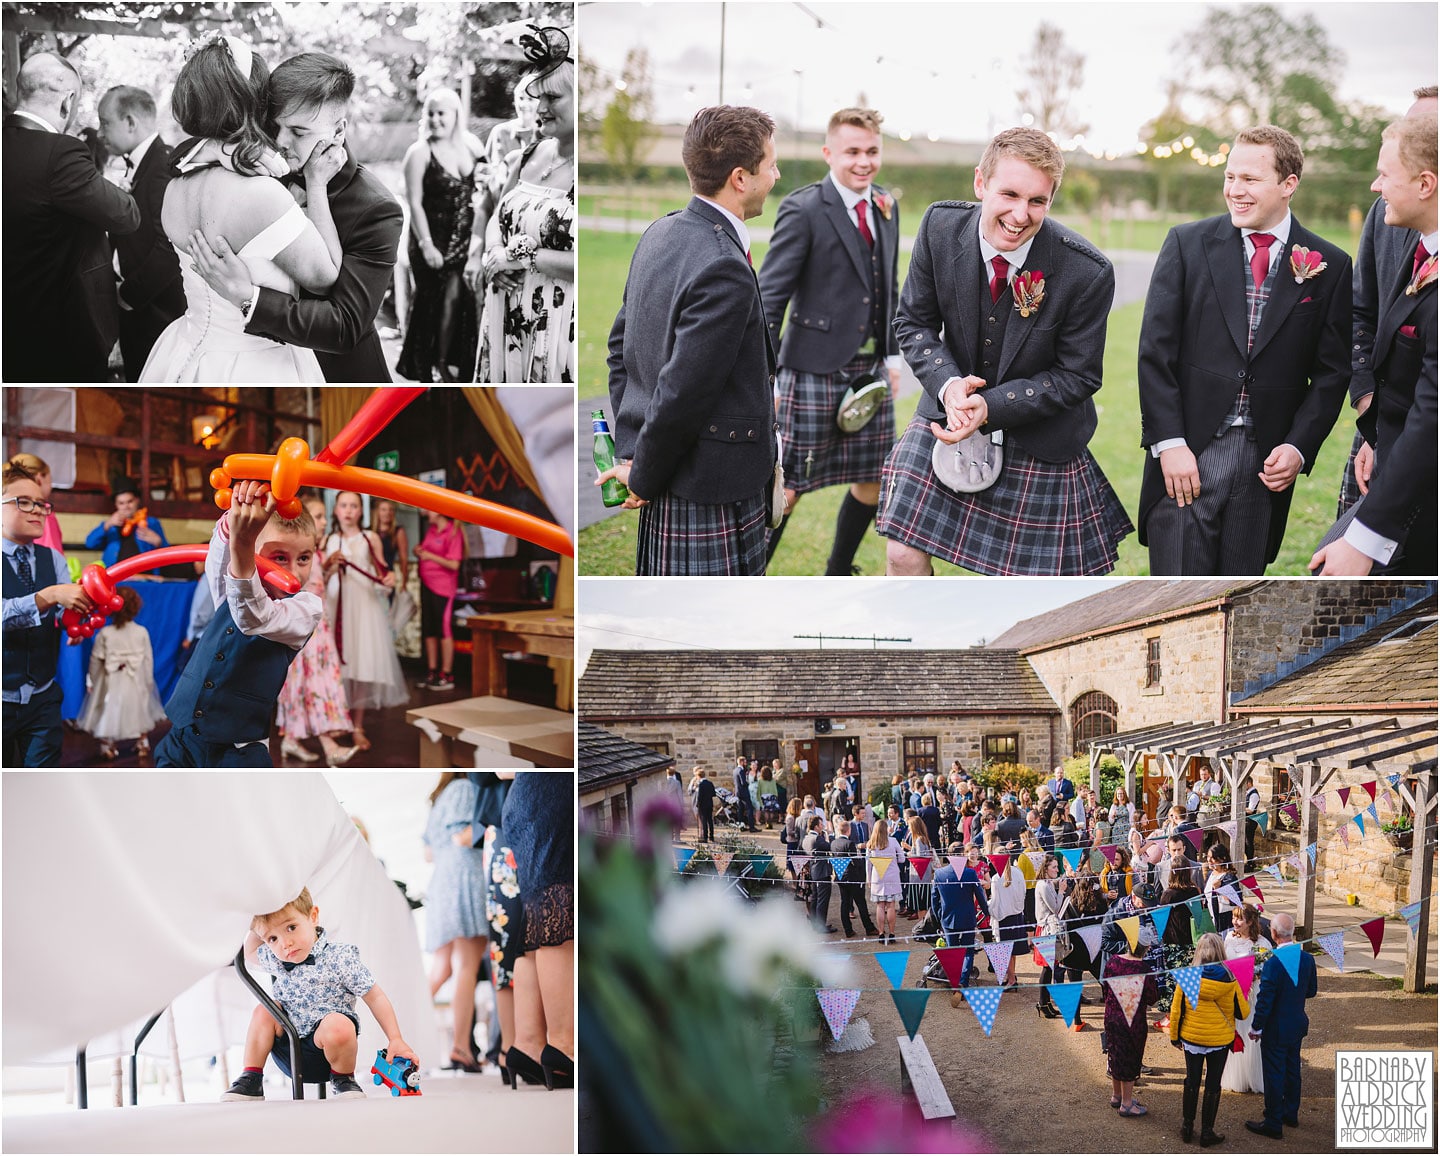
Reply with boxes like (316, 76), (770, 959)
(713, 786), (748, 830)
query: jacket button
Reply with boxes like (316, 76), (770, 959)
(984, 338), (992, 346)
(1007, 391), (1016, 399)
(215, 653), (224, 661)
(709, 425), (718, 433)
(1236, 370), (1246, 379)
(747, 429), (755, 438)
(225, 627), (234, 635)
(1353, 343), (1361, 350)
(862, 297), (870, 305)
(988, 316), (997, 324)
(203, 680), (214, 689)
(934, 357), (943, 364)
(729, 431), (736, 439)
(923, 348), (932, 355)
(193, 709), (203, 718)
(1246, 374), (1255, 384)
(1357, 357), (1366, 364)
(1025, 388), (1034, 396)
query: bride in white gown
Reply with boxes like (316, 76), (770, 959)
(1221, 903), (1273, 1094)
(140, 34), (341, 382)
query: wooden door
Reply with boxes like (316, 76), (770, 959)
(793, 739), (821, 801)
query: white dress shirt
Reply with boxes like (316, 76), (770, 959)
(827, 172), (904, 372)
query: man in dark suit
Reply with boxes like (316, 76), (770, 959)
(1337, 86), (1436, 516)
(879, 127), (1131, 576)
(1245, 912), (1318, 1139)
(600, 106), (780, 575)
(3, 52), (138, 381)
(800, 817), (835, 933)
(759, 107), (902, 574)
(1138, 125), (1351, 575)
(732, 756), (757, 831)
(191, 53), (402, 382)
(930, 844), (990, 992)
(829, 817), (878, 938)
(1312, 112), (1438, 575)
(696, 771), (716, 842)
(97, 85), (185, 381)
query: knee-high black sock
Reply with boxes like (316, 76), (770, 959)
(765, 514), (790, 563)
(826, 491), (879, 575)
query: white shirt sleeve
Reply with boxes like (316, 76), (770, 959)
(1342, 516), (1398, 565)
(226, 568), (322, 649)
(1150, 437), (1189, 457)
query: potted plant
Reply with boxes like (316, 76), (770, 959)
(1380, 813), (1414, 851)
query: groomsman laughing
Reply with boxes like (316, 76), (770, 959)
(759, 107), (902, 575)
(1137, 125), (1350, 575)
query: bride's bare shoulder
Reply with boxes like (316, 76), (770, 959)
(167, 170), (297, 251)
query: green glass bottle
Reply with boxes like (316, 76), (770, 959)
(592, 410), (629, 507)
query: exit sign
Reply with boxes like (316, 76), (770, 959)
(374, 450), (399, 472)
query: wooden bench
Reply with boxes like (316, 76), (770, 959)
(896, 1032), (956, 1121)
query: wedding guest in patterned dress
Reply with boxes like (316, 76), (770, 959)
(1103, 925), (1161, 1117)
(276, 494), (354, 765)
(396, 88), (482, 383)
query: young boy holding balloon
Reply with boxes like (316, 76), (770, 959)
(154, 480), (323, 768)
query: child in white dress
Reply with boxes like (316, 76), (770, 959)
(76, 586), (166, 759)
(323, 491), (408, 751)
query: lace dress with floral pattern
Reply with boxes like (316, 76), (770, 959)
(275, 562), (350, 741)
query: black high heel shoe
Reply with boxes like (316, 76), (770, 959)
(540, 1045), (573, 1090)
(506, 1046), (546, 1089)
(1035, 1001), (1060, 1019)
(498, 1059), (512, 1087)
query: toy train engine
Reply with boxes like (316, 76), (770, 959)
(370, 1047), (422, 1096)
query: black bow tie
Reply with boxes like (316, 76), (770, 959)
(281, 953), (316, 972)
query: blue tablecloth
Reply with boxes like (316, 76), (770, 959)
(59, 579), (196, 721)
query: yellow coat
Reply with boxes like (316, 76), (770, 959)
(1170, 971), (1250, 1048)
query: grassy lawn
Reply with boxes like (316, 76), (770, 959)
(582, 294), (1355, 577)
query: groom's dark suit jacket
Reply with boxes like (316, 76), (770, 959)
(244, 150), (402, 383)
(1136, 214), (1351, 563)
(3, 112), (139, 381)
(113, 135), (186, 381)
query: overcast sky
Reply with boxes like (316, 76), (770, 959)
(579, 1), (1437, 154)
(578, 577), (1139, 671)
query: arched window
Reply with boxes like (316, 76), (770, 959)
(1071, 690), (1119, 755)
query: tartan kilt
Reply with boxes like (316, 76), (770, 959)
(876, 414), (1134, 575)
(1336, 428), (1365, 517)
(776, 355), (895, 494)
(635, 490), (768, 576)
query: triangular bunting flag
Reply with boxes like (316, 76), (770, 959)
(1313, 794), (1327, 814)
(1076, 923), (1103, 961)
(793, 854), (812, 874)
(816, 988), (862, 1040)
(711, 851), (733, 875)
(1337, 822), (1351, 849)
(1282, 803), (1299, 823)
(749, 854), (773, 877)
(1048, 982), (1084, 1027)
(1223, 952), (1256, 998)
(1060, 848), (1083, 872)
(1118, 915), (1141, 954)
(1264, 864), (1284, 883)
(1107, 973), (1147, 1027)
(1360, 917), (1385, 957)
(983, 940), (1015, 977)
(1400, 901), (1424, 934)
(962, 986), (1003, 1037)
(988, 853), (1010, 876)
(830, 856), (852, 881)
(1218, 820), (1238, 845)
(1337, 786), (1351, 807)
(867, 856), (891, 880)
(1184, 829), (1205, 853)
(1174, 964), (1205, 1010)
(1388, 773), (1401, 788)
(1220, 883), (1244, 909)
(1352, 813), (1366, 836)
(1187, 897), (1214, 937)
(1034, 936), (1057, 968)
(1360, 780), (1376, 803)
(874, 950), (910, 989)
(1273, 942), (1303, 985)
(1254, 811), (1269, 833)
(1305, 842), (1318, 867)
(1286, 853), (1303, 873)
(1365, 802), (1378, 825)
(1377, 792), (1394, 815)
(1151, 905), (1171, 942)
(934, 947), (969, 988)
(890, 988), (930, 1041)
(1026, 850), (1048, 873)
(674, 846), (696, 871)
(909, 856), (931, 881)
(947, 855), (968, 875)
(1242, 876), (1264, 905)
(1316, 932), (1345, 973)
(1099, 844), (1119, 867)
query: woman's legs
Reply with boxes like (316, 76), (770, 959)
(1200, 1048), (1227, 1137)
(512, 953), (546, 1058)
(424, 635), (439, 673)
(450, 935), (487, 1062)
(1182, 1049), (1204, 1128)
(429, 939), (454, 997)
(534, 940), (574, 1058)
(441, 635), (454, 677)
(436, 272), (463, 383)
(494, 982), (515, 1064)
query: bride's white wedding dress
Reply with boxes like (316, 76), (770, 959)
(140, 141), (324, 383)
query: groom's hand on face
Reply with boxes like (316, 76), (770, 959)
(303, 135), (347, 189)
(189, 231), (254, 311)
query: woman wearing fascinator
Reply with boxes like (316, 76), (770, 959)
(470, 25), (575, 384)
(140, 34), (341, 381)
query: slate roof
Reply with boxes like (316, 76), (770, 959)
(1234, 598), (1438, 710)
(579, 649), (1057, 719)
(579, 722), (675, 790)
(987, 580), (1255, 651)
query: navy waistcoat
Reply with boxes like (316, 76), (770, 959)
(3, 543), (59, 692)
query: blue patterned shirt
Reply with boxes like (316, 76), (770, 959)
(253, 929), (375, 1036)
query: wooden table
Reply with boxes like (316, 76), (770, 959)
(406, 696), (574, 768)
(461, 609), (575, 700)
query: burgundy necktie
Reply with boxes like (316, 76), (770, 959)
(1412, 241), (1430, 279)
(989, 255), (1009, 303)
(855, 200), (874, 248)
(1249, 232), (1275, 290)
(746, 249), (753, 268)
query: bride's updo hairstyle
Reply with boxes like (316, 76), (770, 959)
(171, 34), (276, 176)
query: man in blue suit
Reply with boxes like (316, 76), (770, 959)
(1246, 912), (1318, 1139)
(930, 843), (990, 995)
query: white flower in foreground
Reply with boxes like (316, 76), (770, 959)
(652, 878), (736, 956)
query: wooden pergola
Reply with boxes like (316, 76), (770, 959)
(1090, 718), (1437, 993)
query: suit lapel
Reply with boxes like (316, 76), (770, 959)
(688, 196), (776, 372)
(1248, 221), (1311, 359)
(951, 215), (982, 370)
(1202, 218), (1250, 359)
(819, 178), (871, 284)
(1374, 237), (1426, 365)
(997, 222), (1056, 383)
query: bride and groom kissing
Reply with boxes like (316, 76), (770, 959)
(142, 34), (402, 382)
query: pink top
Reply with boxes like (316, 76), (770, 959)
(38, 513), (63, 555)
(418, 521), (462, 598)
